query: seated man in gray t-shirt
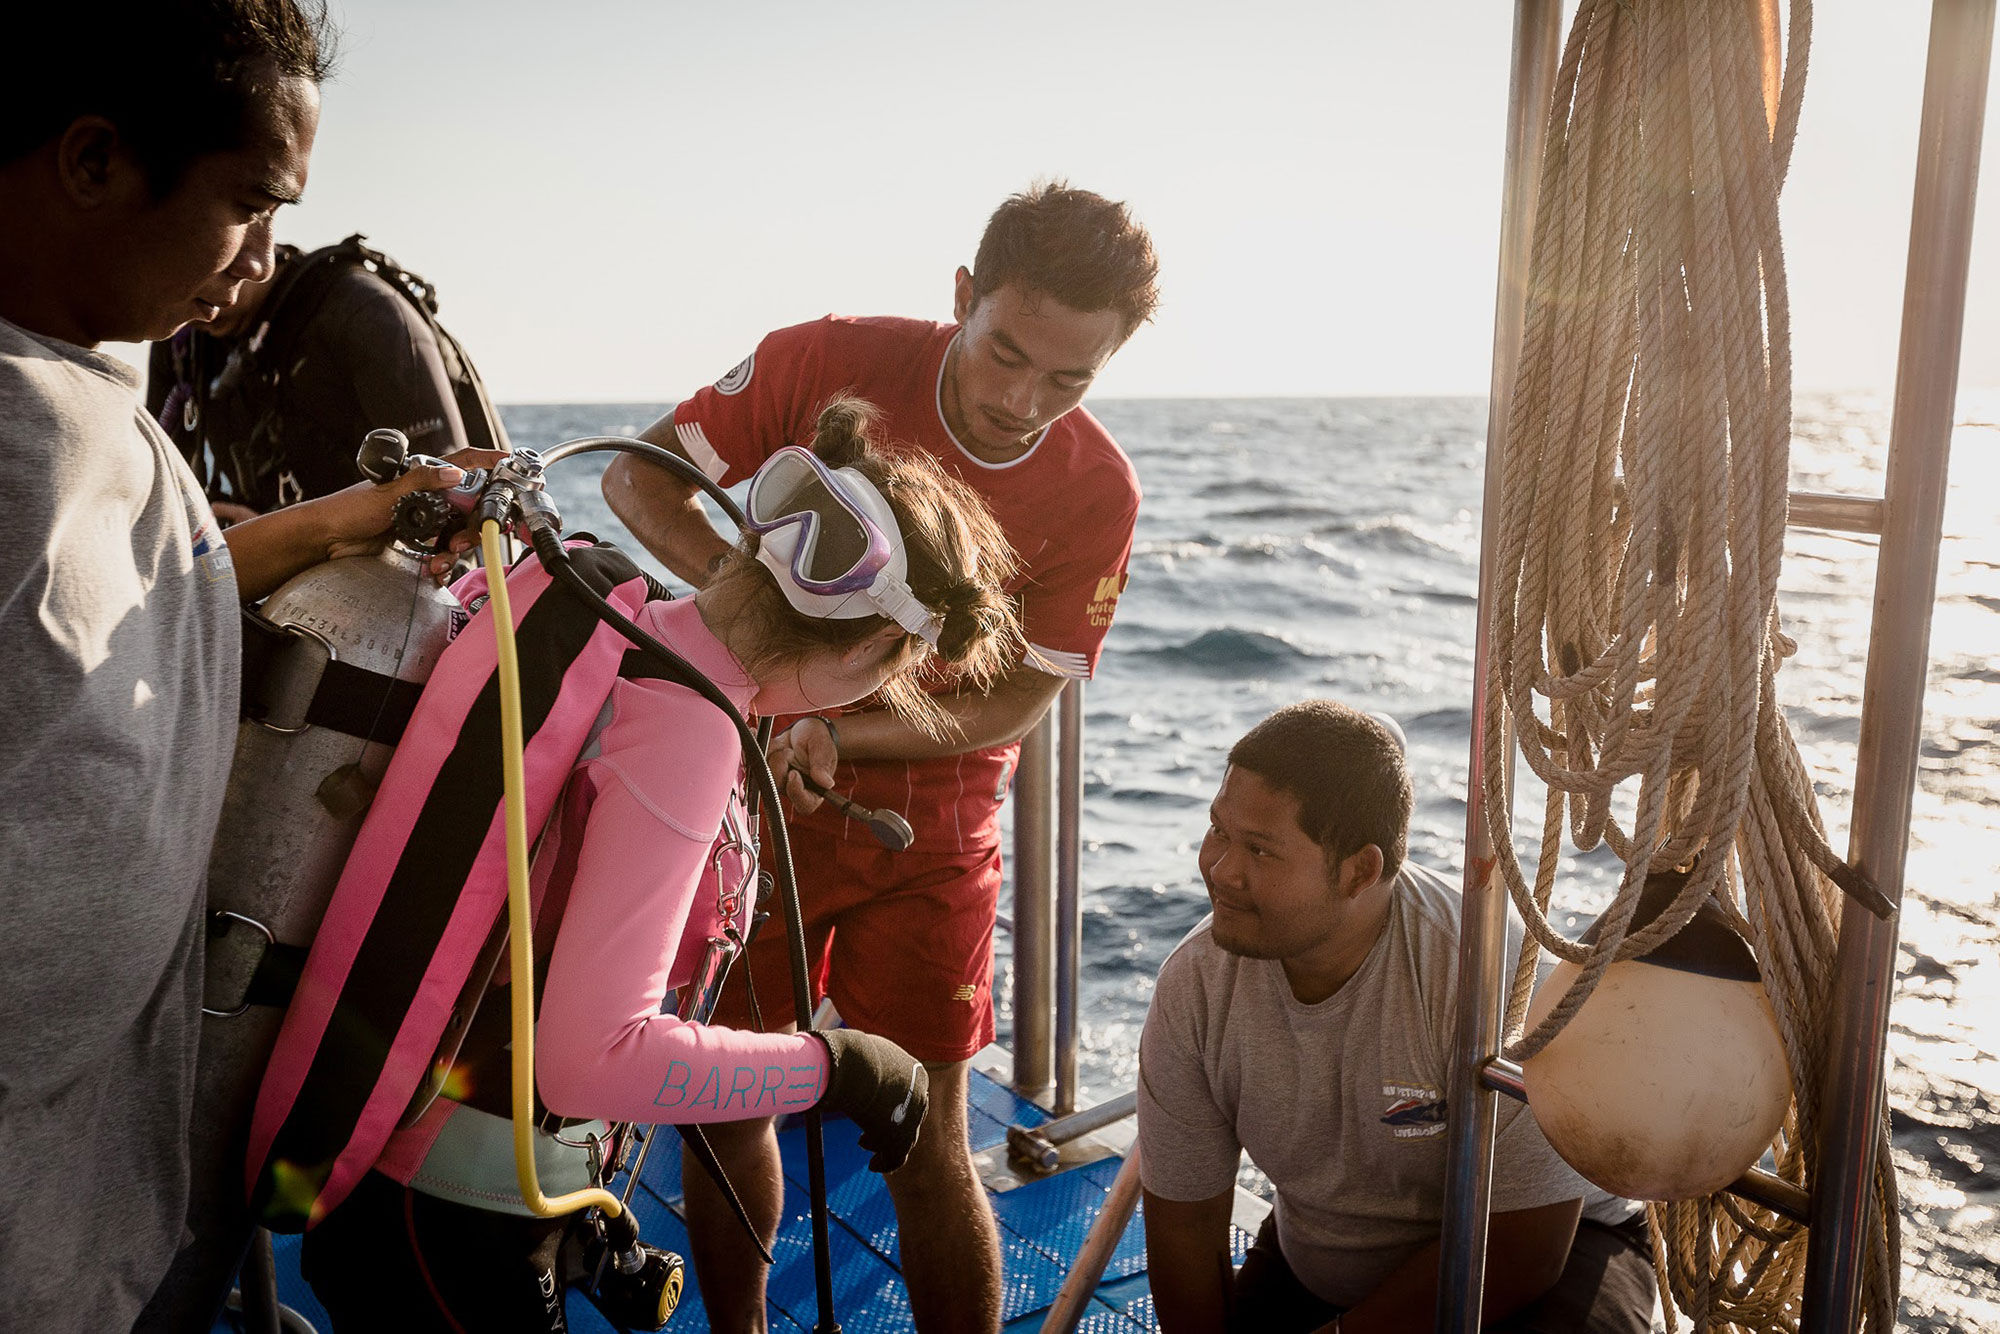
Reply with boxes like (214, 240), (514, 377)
(1137, 700), (1656, 1333)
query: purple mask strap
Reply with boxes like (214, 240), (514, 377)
(157, 383), (191, 434)
(156, 328), (194, 433)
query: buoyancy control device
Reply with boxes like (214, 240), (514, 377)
(244, 536), (660, 1231)
(205, 429), (519, 1050)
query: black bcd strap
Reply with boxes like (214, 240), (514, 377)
(238, 606), (426, 746)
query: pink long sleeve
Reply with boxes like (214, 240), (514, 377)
(533, 675), (829, 1124)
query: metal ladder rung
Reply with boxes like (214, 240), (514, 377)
(1788, 490), (1884, 534)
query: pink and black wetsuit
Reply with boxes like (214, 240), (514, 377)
(374, 594), (829, 1183)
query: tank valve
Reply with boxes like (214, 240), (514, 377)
(356, 428), (412, 484)
(391, 490), (456, 546)
(360, 430), (552, 548)
(390, 462), (492, 546)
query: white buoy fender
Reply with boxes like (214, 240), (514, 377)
(1521, 870), (1793, 1201)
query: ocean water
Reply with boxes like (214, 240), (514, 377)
(503, 394), (1998, 1332)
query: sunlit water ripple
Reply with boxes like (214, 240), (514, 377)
(507, 393), (1998, 1332)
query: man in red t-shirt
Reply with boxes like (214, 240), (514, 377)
(603, 182), (1158, 1333)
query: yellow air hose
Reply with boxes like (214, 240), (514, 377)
(478, 519), (626, 1223)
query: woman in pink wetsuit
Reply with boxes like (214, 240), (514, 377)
(300, 397), (1022, 1332)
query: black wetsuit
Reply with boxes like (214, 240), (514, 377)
(147, 253), (504, 512)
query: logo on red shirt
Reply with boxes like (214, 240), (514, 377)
(1087, 572), (1128, 629)
(715, 353), (754, 396)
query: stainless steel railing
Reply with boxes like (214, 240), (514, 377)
(1055, 683), (1085, 1115)
(1012, 711), (1057, 1102)
(1802, 4), (1993, 1326)
(1435, 5), (1561, 1327)
(1011, 681), (1085, 1116)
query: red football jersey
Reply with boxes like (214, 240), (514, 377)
(672, 315), (1140, 852)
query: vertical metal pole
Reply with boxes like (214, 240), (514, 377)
(238, 1228), (283, 1334)
(1803, 3), (1993, 1328)
(1437, 3), (1562, 1330)
(1013, 710), (1056, 1099)
(1055, 680), (1086, 1115)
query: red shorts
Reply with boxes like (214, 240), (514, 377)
(711, 823), (1000, 1066)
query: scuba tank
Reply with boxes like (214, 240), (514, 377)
(244, 536), (662, 1233)
(208, 542), (460, 970)
(143, 433), (462, 1333)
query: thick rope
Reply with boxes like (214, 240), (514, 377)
(1480, 1), (1898, 1328)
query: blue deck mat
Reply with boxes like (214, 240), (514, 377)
(628, 1122), (688, 1207)
(1003, 1299), (1146, 1334)
(990, 1157), (1147, 1285)
(1087, 1227), (1254, 1324)
(776, 1114), (900, 1259)
(763, 1172), (916, 1334)
(763, 1113), (1074, 1323)
(216, 1070), (1157, 1333)
(965, 1070), (1053, 1151)
(1094, 1273), (1162, 1328)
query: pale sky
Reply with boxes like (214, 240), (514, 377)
(197, 1), (2000, 402)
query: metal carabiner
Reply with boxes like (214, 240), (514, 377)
(709, 796), (758, 928)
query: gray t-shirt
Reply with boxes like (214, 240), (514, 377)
(0, 318), (238, 1328)
(1138, 861), (1631, 1307)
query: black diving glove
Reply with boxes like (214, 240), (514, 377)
(811, 1029), (929, 1174)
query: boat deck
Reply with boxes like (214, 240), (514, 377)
(232, 1063), (1256, 1333)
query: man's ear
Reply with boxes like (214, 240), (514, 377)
(952, 266), (975, 325)
(55, 117), (136, 209)
(1338, 844), (1385, 898)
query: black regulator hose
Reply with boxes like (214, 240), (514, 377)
(521, 510), (844, 1334)
(535, 434), (749, 530)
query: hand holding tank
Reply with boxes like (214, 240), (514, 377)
(357, 425), (527, 545)
(1521, 866), (1793, 1202)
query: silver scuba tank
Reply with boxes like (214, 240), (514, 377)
(143, 539), (460, 1329)
(205, 540), (460, 958)
(209, 425), (470, 999)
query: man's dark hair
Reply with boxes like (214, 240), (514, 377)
(971, 181), (1161, 340)
(1228, 700), (1413, 881)
(1, 0), (337, 194)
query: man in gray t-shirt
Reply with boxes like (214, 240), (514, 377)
(1, 9), (493, 1328)
(1137, 701), (1655, 1333)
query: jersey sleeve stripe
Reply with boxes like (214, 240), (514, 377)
(1025, 645), (1092, 680)
(674, 420), (730, 482)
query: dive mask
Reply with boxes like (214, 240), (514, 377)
(744, 446), (942, 646)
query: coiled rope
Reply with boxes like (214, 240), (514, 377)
(1481, 0), (1899, 1328)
